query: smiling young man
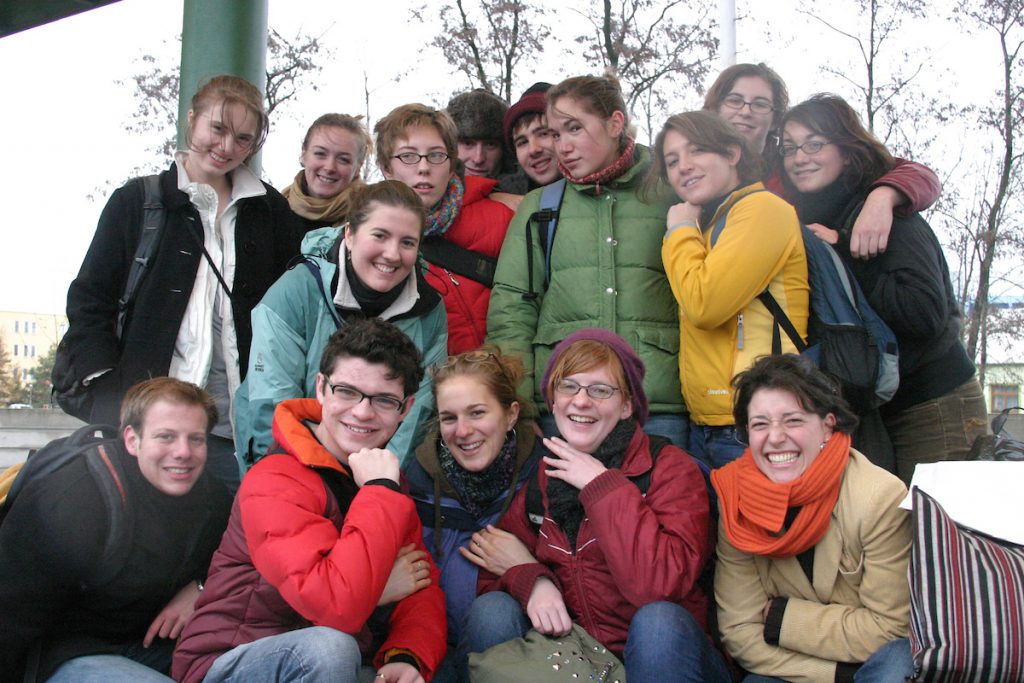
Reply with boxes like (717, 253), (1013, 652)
(0, 378), (231, 683)
(174, 319), (446, 683)
(503, 82), (561, 190)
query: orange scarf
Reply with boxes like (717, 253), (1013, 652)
(711, 432), (851, 558)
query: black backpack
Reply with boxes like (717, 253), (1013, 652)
(0, 424), (132, 587)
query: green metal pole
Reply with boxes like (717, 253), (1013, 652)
(177, 0), (268, 173)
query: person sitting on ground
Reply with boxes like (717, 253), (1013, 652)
(174, 318), (447, 683)
(464, 328), (725, 681)
(0, 378), (232, 683)
(281, 113), (373, 232)
(375, 103), (514, 355)
(233, 180), (447, 468)
(406, 347), (542, 681)
(713, 354), (914, 682)
(502, 82), (561, 190)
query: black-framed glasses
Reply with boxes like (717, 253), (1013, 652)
(554, 379), (620, 400)
(392, 151), (450, 165)
(323, 380), (407, 412)
(780, 140), (832, 157)
(721, 93), (775, 114)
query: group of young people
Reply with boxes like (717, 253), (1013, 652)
(1, 60), (987, 682)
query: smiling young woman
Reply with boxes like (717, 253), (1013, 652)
(404, 347), (541, 681)
(649, 110), (809, 469)
(233, 180), (448, 469)
(61, 74), (304, 492)
(463, 328), (724, 682)
(281, 113), (372, 232)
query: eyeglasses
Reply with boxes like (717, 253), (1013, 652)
(554, 379), (620, 400)
(721, 93), (775, 115)
(780, 140), (832, 157)
(392, 151), (450, 165)
(323, 380), (407, 412)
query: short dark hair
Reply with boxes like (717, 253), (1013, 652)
(120, 377), (218, 434)
(780, 94), (895, 192)
(318, 318), (424, 397)
(732, 354), (859, 443)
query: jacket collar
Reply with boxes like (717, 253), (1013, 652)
(269, 398), (350, 476)
(705, 181), (769, 230)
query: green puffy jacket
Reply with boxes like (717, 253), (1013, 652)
(233, 227), (448, 467)
(485, 146), (684, 414)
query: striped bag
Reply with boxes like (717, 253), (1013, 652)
(909, 486), (1024, 682)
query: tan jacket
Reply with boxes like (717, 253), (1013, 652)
(715, 449), (910, 683)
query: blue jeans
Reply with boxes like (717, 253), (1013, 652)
(624, 601), (730, 683)
(743, 637), (915, 683)
(202, 626), (366, 683)
(48, 640), (175, 682)
(464, 593), (728, 682)
(538, 413), (689, 449)
(688, 422), (747, 469)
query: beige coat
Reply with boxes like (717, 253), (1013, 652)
(715, 449), (911, 683)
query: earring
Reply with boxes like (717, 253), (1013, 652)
(819, 442), (827, 452)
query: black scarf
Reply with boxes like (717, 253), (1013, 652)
(438, 430), (519, 517)
(546, 419), (635, 550)
(791, 174), (862, 227)
(344, 255), (405, 318)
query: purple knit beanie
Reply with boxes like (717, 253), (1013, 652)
(540, 328), (649, 425)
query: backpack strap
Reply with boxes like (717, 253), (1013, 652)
(757, 290), (808, 354)
(525, 433), (671, 527)
(302, 258), (344, 329)
(116, 175), (165, 339)
(86, 443), (133, 587)
(419, 236), (498, 288)
(524, 179), (567, 297)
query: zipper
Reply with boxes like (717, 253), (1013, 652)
(737, 313), (745, 349)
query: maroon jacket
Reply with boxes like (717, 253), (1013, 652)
(479, 424), (712, 656)
(173, 399), (446, 683)
(424, 175), (514, 354)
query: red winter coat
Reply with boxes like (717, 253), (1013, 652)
(424, 175), (514, 354)
(480, 423), (712, 656)
(172, 398), (446, 683)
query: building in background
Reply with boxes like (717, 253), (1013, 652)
(0, 310), (67, 385)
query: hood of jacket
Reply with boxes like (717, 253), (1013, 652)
(269, 397), (351, 476)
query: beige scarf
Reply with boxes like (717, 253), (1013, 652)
(282, 170), (364, 226)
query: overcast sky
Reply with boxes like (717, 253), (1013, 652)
(0, 0), (996, 317)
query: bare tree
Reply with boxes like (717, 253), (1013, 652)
(798, 0), (935, 156)
(116, 28), (331, 176)
(934, 0), (1024, 382)
(416, 0), (549, 102)
(573, 0), (718, 142)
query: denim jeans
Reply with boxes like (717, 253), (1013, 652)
(538, 412), (689, 449)
(464, 593), (728, 683)
(48, 640), (175, 682)
(202, 626), (366, 683)
(688, 422), (747, 470)
(623, 601), (731, 683)
(742, 637), (915, 683)
(884, 377), (989, 485)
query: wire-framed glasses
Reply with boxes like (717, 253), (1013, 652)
(554, 379), (620, 400)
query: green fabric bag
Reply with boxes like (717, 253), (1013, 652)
(468, 624), (626, 683)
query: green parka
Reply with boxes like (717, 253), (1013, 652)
(486, 145), (683, 414)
